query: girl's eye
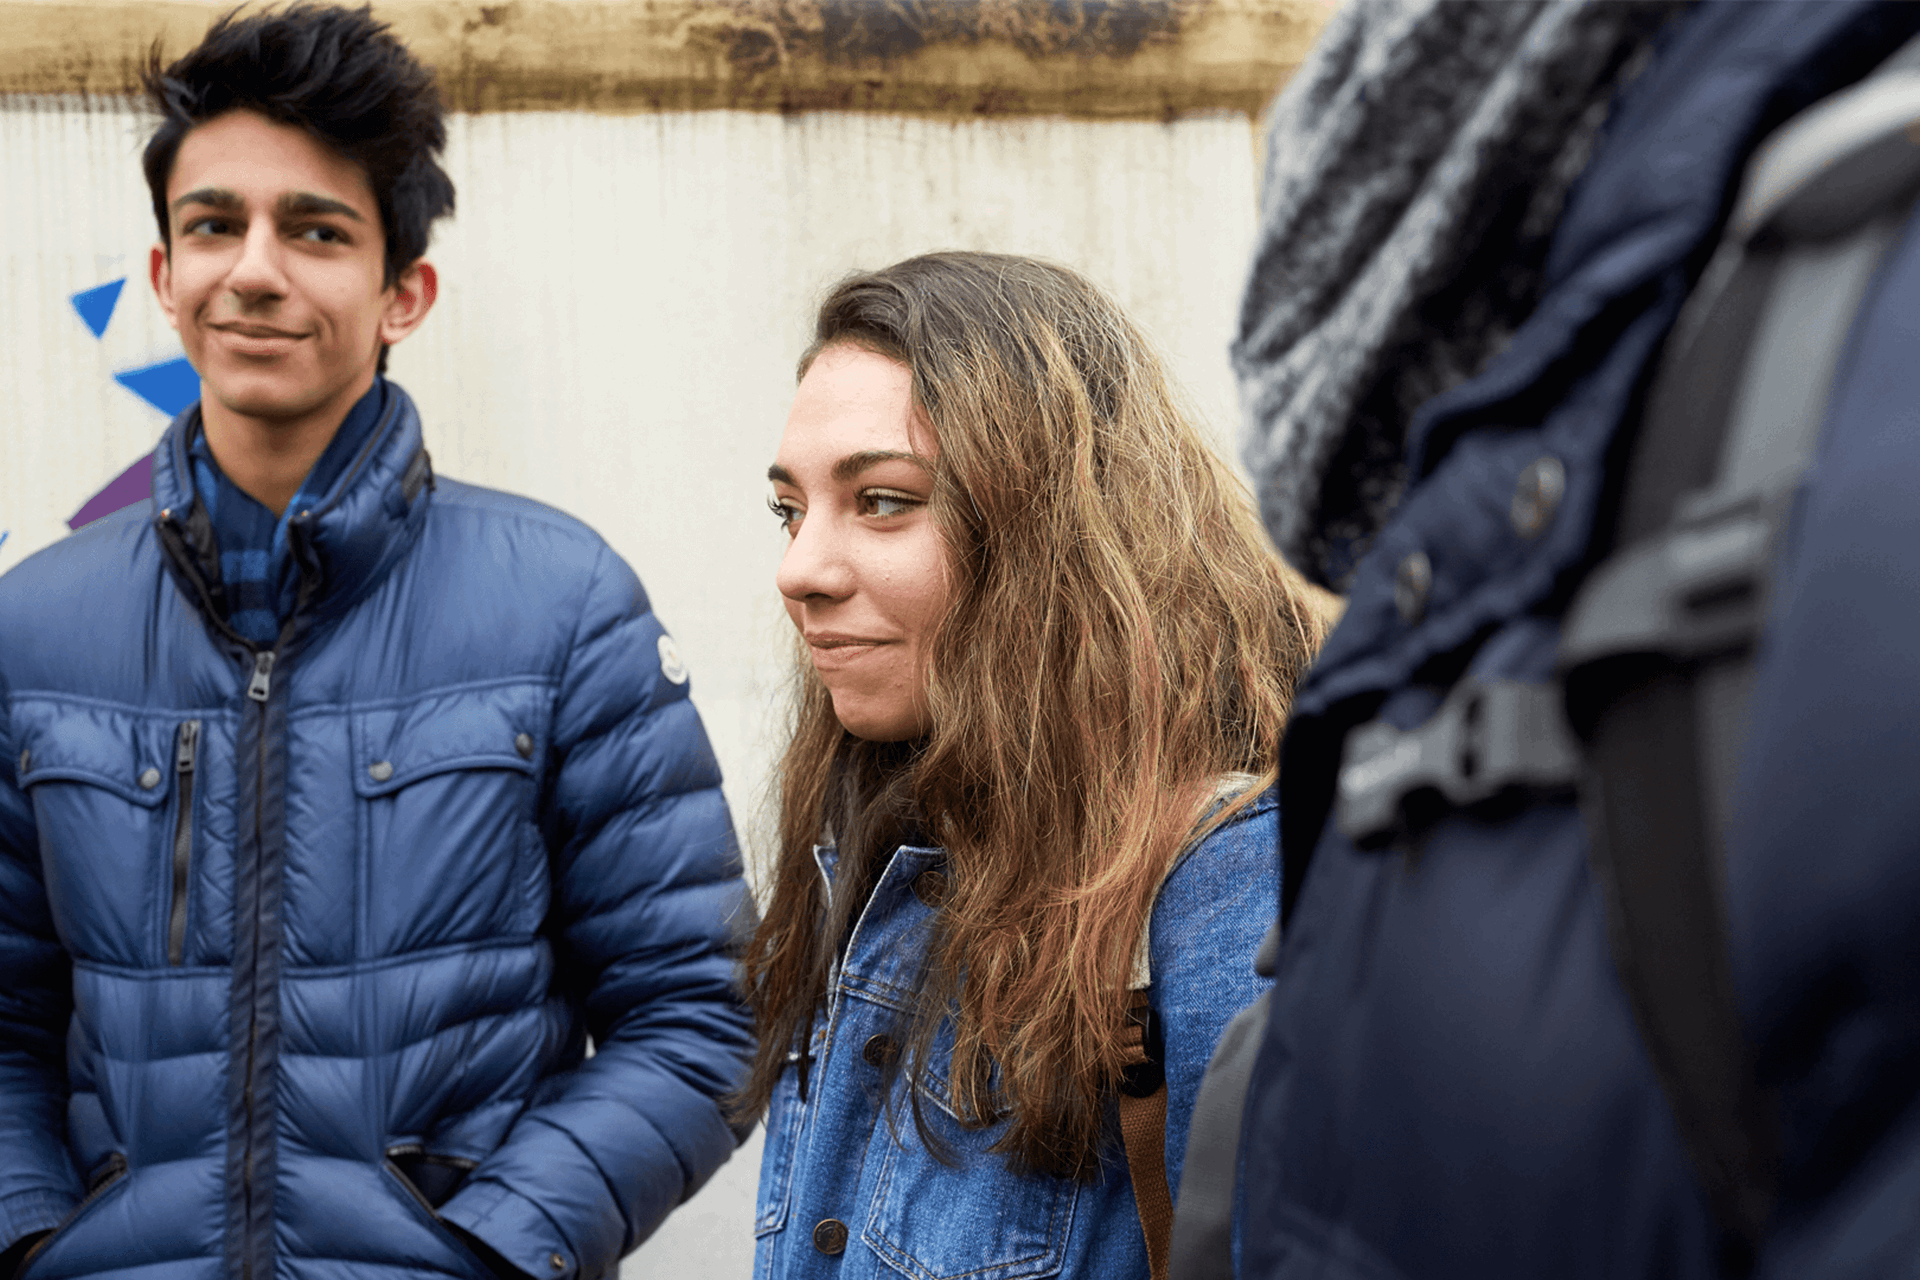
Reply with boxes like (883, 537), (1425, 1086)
(767, 494), (802, 534)
(860, 491), (922, 519)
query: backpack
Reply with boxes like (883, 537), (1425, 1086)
(1169, 34), (1920, 1280)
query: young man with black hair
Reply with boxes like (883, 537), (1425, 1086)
(0, 7), (754, 1278)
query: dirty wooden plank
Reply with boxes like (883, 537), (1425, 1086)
(0, 0), (1324, 118)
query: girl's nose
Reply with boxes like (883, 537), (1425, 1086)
(776, 510), (856, 605)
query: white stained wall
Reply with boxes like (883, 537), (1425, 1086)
(0, 99), (1260, 1276)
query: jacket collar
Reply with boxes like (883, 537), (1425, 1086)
(152, 380), (434, 642)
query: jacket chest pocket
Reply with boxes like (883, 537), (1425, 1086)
(861, 1051), (1078, 1280)
(13, 698), (210, 968)
(352, 682), (553, 954)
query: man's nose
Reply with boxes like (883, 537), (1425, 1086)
(226, 221), (290, 304)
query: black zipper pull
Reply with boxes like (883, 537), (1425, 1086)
(248, 652), (275, 703)
(176, 719), (200, 773)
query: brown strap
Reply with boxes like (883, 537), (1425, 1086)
(1120, 989), (1172, 1280)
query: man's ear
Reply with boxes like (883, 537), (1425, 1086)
(149, 243), (178, 329)
(380, 260), (437, 347)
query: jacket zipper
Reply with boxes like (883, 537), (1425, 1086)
(248, 652), (275, 702)
(167, 720), (202, 966)
(241, 649), (273, 1280)
(157, 466), (322, 1280)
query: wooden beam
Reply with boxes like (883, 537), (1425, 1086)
(0, 0), (1325, 119)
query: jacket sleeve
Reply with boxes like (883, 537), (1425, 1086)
(0, 682), (83, 1254)
(441, 545), (756, 1279)
(1149, 796), (1280, 1199)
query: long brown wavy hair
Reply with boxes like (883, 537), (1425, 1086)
(737, 251), (1325, 1177)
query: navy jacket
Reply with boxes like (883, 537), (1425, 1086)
(1242, 4), (1920, 1277)
(0, 383), (754, 1279)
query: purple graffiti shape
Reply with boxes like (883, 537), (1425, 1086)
(114, 357), (200, 417)
(71, 279), (126, 339)
(69, 454), (156, 531)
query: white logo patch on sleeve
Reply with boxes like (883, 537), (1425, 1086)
(657, 633), (690, 685)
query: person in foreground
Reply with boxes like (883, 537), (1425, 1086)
(0, 7), (752, 1278)
(738, 251), (1324, 1280)
(1213, 1), (1920, 1277)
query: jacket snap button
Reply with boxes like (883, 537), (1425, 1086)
(17, 748), (28, 774)
(548, 1253), (567, 1272)
(911, 868), (949, 908)
(368, 761), (394, 783)
(515, 732), (535, 760)
(1510, 456), (1566, 540)
(1393, 551), (1432, 624)
(138, 768), (162, 790)
(813, 1218), (849, 1255)
(862, 1034), (898, 1067)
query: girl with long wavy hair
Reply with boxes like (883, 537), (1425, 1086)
(741, 251), (1324, 1280)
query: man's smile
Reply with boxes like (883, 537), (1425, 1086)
(207, 319), (310, 357)
(211, 320), (306, 338)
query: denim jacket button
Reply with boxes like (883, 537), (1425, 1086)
(812, 1218), (849, 1255)
(862, 1034), (898, 1067)
(911, 868), (949, 908)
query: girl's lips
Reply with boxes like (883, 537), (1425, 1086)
(808, 638), (891, 671)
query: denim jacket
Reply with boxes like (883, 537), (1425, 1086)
(753, 788), (1278, 1280)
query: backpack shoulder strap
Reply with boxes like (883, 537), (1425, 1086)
(1120, 990), (1173, 1280)
(1559, 44), (1920, 1269)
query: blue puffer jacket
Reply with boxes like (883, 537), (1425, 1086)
(0, 383), (755, 1280)
(1239, 4), (1920, 1278)
(756, 788), (1278, 1280)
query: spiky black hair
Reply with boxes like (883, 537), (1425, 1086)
(142, 4), (455, 287)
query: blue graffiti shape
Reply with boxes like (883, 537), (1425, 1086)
(114, 357), (200, 417)
(0, 531), (8, 553)
(71, 279), (126, 339)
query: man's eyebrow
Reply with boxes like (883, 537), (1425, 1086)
(831, 450), (933, 481)
(278, 191), (364, 221)
(167, 189), (365, 223)
(170, 187), (241, 214)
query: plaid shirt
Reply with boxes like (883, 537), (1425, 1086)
(188, 379), (388, 644)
